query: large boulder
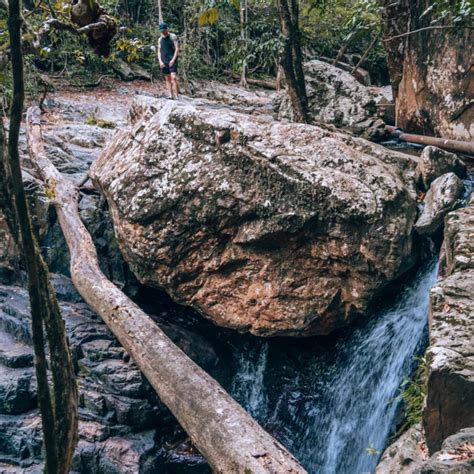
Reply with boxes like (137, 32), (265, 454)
(91, 96), (419, 336)
(423, 197), (474, 453)
(273, 60), (386, 129)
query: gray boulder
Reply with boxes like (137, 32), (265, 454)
(415, 146), (467, 189)
(91, 95), (419, 337)
(414, 173), (464, 235)
(273, 59), (385, 128)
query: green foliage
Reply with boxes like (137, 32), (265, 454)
(393, 356), (428, 437)
(420, 0), (473, 26)
(85, 113), (116, 128)
(366, 444), (380, 456)
(0, 0), (395, 104)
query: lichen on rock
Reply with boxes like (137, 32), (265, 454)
(91, 95), (419, 337)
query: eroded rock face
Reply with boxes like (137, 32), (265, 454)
(91, 96), (419, 336)
(273, 60), (386, 129)
(423, 197), (474, 453)
(383, 1), (473, 140)
(414, 173), (464, 236)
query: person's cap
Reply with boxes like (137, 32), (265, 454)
(159, 23), (168, 31)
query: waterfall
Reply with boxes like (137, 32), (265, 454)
(229, 260), (438, 473)
(231, 342), (269, 419)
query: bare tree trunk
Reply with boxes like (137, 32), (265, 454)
(288, 0), (307, 107)
(239, 0), (248, 88)
(157, 0), (163, 23)
(331, 41), (349, 65)
(26, 105), (307, 474)
(277, 0), (309, 123)
(3, 1), (78, 472)
(351, 33), (380, 76)
(381, 0), (410, 104)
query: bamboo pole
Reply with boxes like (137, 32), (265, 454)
(385, 125), (474, 156)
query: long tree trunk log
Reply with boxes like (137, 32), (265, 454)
(224, 70), (277, 89)
(26, 105), (306, 473)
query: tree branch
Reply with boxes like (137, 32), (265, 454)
(383, 25), (474, 42)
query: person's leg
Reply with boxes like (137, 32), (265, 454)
(170, 72), (179, 98)
(164, 74), (172, 98)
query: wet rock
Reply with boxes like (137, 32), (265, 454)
(423, 197), (474, 453)
(415, 146), (467, 189)
(414, 173), (464, 235)
(273, 60), (385, 128)
(0, 365), (36, 415)
(0, 412), (43, 465)
(91, 95), (419, 336)
(0, 283), (165, 469)
(156, 439), (211, 473)
(376, 424), (426, 473)
(377, 424), (474, 473)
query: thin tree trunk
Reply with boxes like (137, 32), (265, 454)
(3, 0), (78, 471)
(351, 33), (380, 76)
(277, 0), (309, 123)
(26, 105), (307, 474)
(331, 41), (350, 65)
(157, 0), (163, 23)
(239, 0), (248, 88)
(289, 0), (308, 107)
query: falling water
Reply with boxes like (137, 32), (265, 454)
(230, 260), (438, 473)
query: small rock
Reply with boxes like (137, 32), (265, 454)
(415, 146), (467, 189)
(414, 173), (464, 235)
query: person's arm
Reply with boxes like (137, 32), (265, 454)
(157, 37), (164, 68)
(169, 34), (179, 66)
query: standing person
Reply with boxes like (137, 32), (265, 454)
(157, 23), (180, 99)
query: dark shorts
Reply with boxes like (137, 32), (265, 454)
(161, 60), (178, 75)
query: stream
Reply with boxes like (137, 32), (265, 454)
(224, 258), (438, 473)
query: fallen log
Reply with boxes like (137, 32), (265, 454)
(26, 105), (306, 474)
(385, 125), (474, 156)
(224, 70), (277, 90)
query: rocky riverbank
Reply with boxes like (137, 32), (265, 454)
(0, 74), (472, 471)
(377, 191), (474, 473)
